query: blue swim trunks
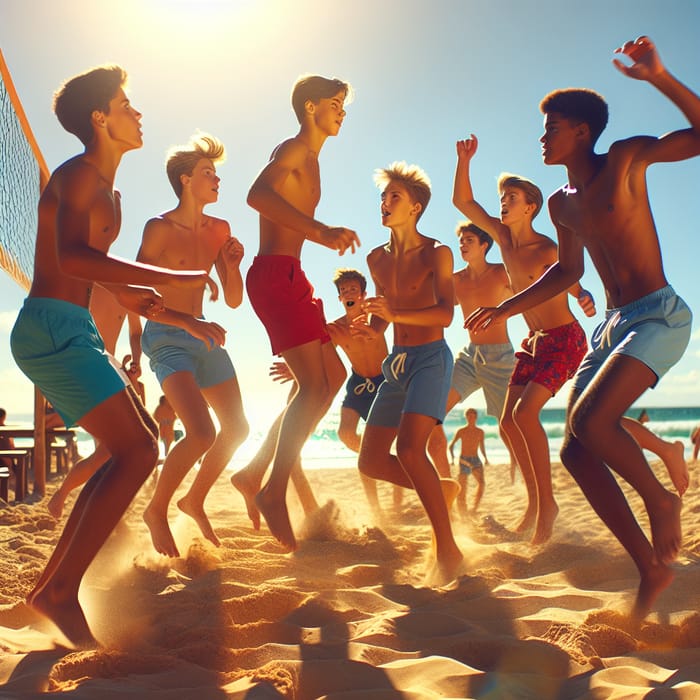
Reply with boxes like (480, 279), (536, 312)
(341, 371), (385, 421)
(451, 342), (514, 418)
(366, 339), (452, 428)
(459, 455), (483, 475)
(142, 320), (235, 388)
(573, 285), (692, 391)
(10, 297), (128, 427)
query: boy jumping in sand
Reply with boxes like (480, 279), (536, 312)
(453, 144), (596, 546)
(356, 162), (463, 583)
(327, 268), (403, 518)
(427, 221), (517, 481)
(139, 133), (250, 558)
(449, 408), (488, 519)
(245, 75), (359, 551)
(466, 35), (699, 619)
(10, 65), (218, 647)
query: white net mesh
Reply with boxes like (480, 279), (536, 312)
(0, 50), (47, 290)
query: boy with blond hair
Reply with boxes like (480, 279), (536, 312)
(139, 133), (249, 558)
(466, 35), (699, 619)
(357, 161), (463, 583)
(453, 144), (596, 545)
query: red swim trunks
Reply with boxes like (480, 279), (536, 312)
(509, 320), (587, 396)
(246, 255), (330, 356)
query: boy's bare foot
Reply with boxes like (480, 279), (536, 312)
(47, 491), (66, 520)
(143, 506), (180, 558)
(255, 487), (297, 552)
(664, 441), (689, 496)
(531, 501), (559, 545)
(231, 470), (262, 530)
(435, 545), (465, 585)
(648, 491), (682, 565)
(631, 560), (675, 623)
(177, 496), (220, 547)
(514, 507), (536, 533)
(30, 586), (98, 649)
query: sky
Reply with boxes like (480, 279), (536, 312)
(1, 0), (700, 426)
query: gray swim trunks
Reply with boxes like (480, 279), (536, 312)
(451, 342), (514, 418)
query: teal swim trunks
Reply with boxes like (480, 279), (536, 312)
(10, 297), (128, 427)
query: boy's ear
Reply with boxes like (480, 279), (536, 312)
(304, 98), (315, 116)
(411, 202), (422, 216)
(574, 121), (590, 141)
(91, 110), (106, 129)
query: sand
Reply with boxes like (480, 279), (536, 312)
(1, 456), (699, 699)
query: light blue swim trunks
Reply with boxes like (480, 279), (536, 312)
(366, 338), (452, 428)
(573, 285), (692, 391)
(459, 455), (483, 475)
(142, 319), (235, 388)
(10, 297), (128, 428)
(451, 342), (514, 418)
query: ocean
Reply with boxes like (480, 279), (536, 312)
(9, 406), (700, 472)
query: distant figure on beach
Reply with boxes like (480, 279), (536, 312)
(139, 133), (249, 558)
(453, 143), (596, 545)
(426, 221), (518, 482)
(243, 74), (358, 552)
(466, 35), (698, 620)
(10, 65), (217, 648)
(449, 408), (488, 519)
(356, 161), (463, 583)
(153, 394), (177, 456)
(691, 425), (700, 463)
(327, 268), (403, 518)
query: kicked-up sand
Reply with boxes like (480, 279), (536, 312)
(0, 455), (699, 698)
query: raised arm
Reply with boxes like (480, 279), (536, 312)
(453, 136), (510, 247)
(613, 36), (700, 164)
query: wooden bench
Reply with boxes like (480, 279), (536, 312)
(0, 464), (10, 502)
(0, 449), (31, 501)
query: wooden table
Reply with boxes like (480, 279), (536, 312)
(0, 427), (78, 497)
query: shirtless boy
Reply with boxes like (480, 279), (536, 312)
(139, 133), (249, 558)
(427, 221), (517, 481)
(453, 146), (596, 545)
(466, 36), (699, 619)
(356, 161), (463, 583)
(327, 268), (402, 517)
(245, 75), (359, 551)
(10, 65), (217, 647)
(449, 408), (488, 518)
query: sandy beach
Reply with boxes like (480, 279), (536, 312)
(1, 456), (699, 699)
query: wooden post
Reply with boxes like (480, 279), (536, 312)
(33, 385), (46, 496)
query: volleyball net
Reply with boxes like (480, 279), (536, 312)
(0, 48), (49, 291)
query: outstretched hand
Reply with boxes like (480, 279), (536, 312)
(269, 361), (294, 384)
(464, 305), (507, 334)
(322, 226), (361, 256)
(114, 285), (164, 319)
(613, 36), (664, 81)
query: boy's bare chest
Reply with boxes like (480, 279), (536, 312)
(88, 191), (121, 251)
